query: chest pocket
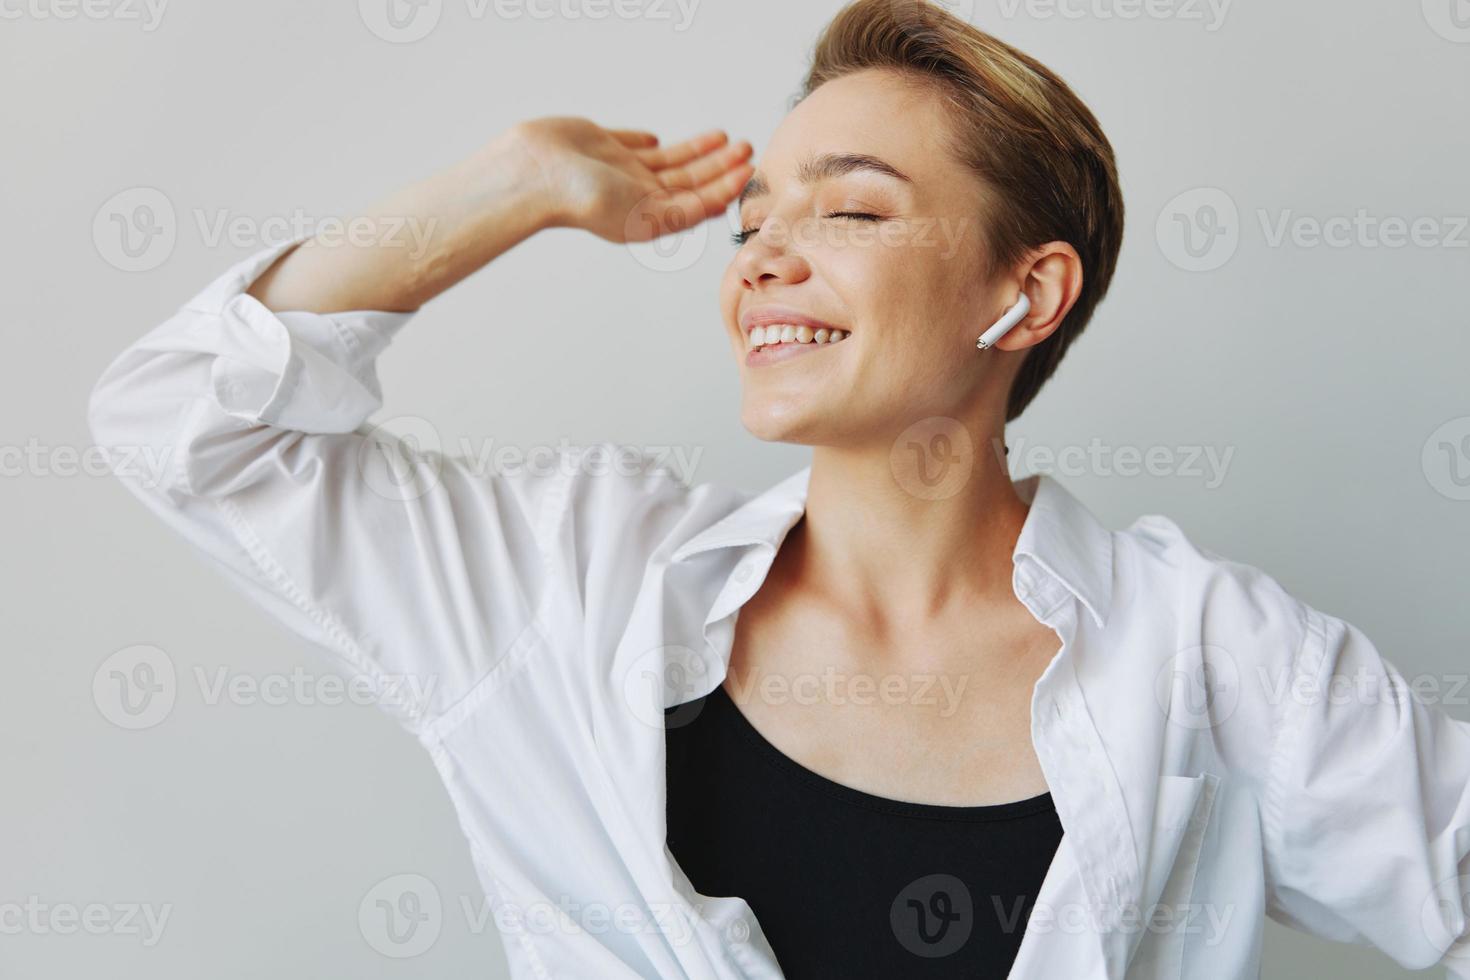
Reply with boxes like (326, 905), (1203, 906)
(1126, 772), (1221, 978)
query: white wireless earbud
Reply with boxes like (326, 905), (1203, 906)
(975, 293), (1031, 351)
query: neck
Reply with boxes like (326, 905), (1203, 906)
(785, 429), (1029, 626)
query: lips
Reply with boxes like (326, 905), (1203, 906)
(744, 335), (841, 366)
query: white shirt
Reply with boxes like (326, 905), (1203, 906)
(88, 238), (1470, 979)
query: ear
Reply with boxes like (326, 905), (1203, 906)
(991, 242), (1084, 352)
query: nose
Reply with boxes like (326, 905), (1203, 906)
(735, 226), (812, 290)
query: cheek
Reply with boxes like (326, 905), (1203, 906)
(837, 252), (976, 392)
(718, 261), (743, 325)
(717, 275), (740, 351)
(814, 244), (907, 331)
(829, 242), (955, 336)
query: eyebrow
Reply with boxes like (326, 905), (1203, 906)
(737, 152), (914, 208)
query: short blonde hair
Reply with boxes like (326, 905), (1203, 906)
(803, 0), (1125, 422)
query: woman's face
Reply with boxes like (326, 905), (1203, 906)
(720, 68), (1015, 448)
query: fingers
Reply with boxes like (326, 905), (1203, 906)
(616, 128), (755, 239)
(609, 128), (660, 149)
(637, 129), (730, 171)
(656, 140), (754, 191)
(652, 160), (756, 232)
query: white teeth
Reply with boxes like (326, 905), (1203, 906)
(747, 323), (850, 350)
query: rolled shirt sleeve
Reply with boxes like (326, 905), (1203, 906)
(87, 238), (561, 732)
(1262, 602), (1470, 975)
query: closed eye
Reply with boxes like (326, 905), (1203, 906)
(731, 211), (885, 247)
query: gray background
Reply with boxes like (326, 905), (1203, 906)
(4, 0), (1468, 976)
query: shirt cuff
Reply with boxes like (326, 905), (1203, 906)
(190, 237), (417, 434)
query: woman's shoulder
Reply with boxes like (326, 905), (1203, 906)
(550, 440), (753, 514)
(1110, 507), (1314, 661)
(541, 442), (779, 563)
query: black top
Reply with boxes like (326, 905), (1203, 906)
(664, 684), (1065, 979)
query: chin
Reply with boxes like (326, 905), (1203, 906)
(740, 397), (817, 444)
(740, 395), (858, 447)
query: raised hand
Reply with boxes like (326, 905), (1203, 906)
(511, 116), (755, 243)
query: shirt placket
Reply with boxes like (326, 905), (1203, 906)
(1017, 558), (1139, 979)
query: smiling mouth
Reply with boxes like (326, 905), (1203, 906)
(745, 323), (851, 353)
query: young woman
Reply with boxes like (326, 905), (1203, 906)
(88, 0), (1470, 977)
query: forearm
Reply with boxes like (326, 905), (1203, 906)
(247, 127), (559, 314)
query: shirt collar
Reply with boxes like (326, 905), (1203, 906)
(670, 466), (1113, 629)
